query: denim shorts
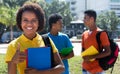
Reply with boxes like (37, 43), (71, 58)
(82, 69), (105, 74)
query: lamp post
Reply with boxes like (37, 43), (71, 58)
(85, 0), (87, 10)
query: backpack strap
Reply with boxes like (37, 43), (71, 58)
(96, 31), (109, 52)
(42, 34), (51, 47)
(41, 34), (54, 68)
(96, 31), (103, 52)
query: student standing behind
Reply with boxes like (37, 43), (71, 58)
(81, 10), (111, 74)
(48, 13), (74, 74)
(5, 2), (65, 74)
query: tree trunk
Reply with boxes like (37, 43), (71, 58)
(10, 24), (13, 41)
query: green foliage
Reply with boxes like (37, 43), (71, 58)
(0, 0), (27, 40)
(0, 5), (19, 40)
(0, 0), (72, 31)
(0, 0), (72, 38)
(0, 0), (28, 26)
(38, 0), (72, 32)
(0, 6), (18, 26)
(1, 0), (28, 7)
(97, 11), (120, 31)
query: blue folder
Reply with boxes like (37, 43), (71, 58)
(27, 47), (51, 70)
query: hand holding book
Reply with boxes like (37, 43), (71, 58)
(81, 46), (99, 61)
(60, 47), (73, 56)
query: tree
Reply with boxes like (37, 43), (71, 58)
(96, 11), (120, 38)
(0, 0), (72, 36)
(1, 0), (28, 6)
(97, 11), (120, 32)
(38, 0), (72, 32)
(0, 0), (28, 41)
(0, 5), (19, 41)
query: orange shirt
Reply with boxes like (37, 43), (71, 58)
(81, 28), (110, 73)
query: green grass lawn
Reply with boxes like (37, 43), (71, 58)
(69, 56), (120, 74)
(0, 54), (7, 74)
(0, 54), (120, 74)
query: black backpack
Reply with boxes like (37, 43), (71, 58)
(96, 31), (119, 73)
(41, 35), (54, 68)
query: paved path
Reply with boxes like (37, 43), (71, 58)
(1, 41), (120, 56)
(0, 44), (8, 54)
(72, 43), (81, 56)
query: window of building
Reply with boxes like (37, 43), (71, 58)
(111, 0), (120, 2)
(71, 7), (76, 11)
(111, 8), (120, 10)
(71, 13), (77, 16)
(71, 1), (76, 5)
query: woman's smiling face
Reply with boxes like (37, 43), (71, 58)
(21, 11), (39, 36)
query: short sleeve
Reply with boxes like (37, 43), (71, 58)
(100, 32), (110, 46)
(65, 35), (73, 48)
(5, 43), (16, 63)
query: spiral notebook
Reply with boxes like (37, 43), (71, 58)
(26, 47), (51, 70)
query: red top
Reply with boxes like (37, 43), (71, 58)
(81, 28), (110, 73)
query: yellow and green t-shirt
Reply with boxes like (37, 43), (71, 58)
(5, 33), (58, 74)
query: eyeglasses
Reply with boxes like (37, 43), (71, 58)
(22, 19), (38, 24)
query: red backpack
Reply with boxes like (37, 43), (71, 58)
(96, 31), (119, 74)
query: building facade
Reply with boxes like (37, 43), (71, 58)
(110, 0), (120, 17)
(67, 0), (120, 20)
(45, 0), (120, 19)
(68, 0), (110, 20)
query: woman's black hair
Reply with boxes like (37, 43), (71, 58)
(16, 2), (45, 31)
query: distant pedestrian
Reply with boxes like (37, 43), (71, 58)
(81, 10), (111, 74)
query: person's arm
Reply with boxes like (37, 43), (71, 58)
(8, 62), (17, 74)
(83, 32), (111, 62)
(60, 50), (74, 60)
(93, 46), (111, 59)
(7, 43), (26, 74)
(24, 52), (65, 74)
(81, 33), (84, 52)
(60, 35), (74, 60)
(83, 45), (111, 61)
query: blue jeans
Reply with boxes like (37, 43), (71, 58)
(82, 69), (105, 74)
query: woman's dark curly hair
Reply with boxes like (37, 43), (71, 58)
(16, 2), (45, 31)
